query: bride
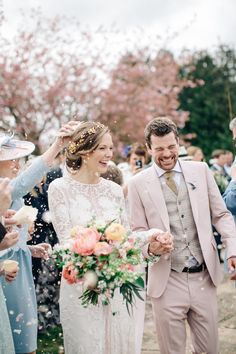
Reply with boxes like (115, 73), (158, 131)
(48, 121), (140, 354)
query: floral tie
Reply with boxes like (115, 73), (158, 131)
(164, 171), (178, 195)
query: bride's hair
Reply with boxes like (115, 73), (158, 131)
(66, 121), (109, 170)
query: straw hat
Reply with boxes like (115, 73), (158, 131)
(179, 146), (193, 161)
(0, 134), (35, 161)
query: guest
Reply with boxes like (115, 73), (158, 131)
(223, 164), (236, 222)
(210, 149), (230, 193)
(230, 116), (236, 146)
(186, 145), (204, 162)
(101, 163), (124, 186)
(0, 178), (19, 354)
(0, 121), (78, 354)
(210, 149), (231, 261)
(118, 143), (147, 184)
(223, 116), (236, 222)
(224, 150), (234, 176)
(178, 146), (192, 161)
(24, 176), (60, 331)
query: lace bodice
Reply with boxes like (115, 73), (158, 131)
(48, 174), (129, 243)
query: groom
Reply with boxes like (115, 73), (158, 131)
(128, 117), (236, 354)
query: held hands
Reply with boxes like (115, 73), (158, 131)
(29, 243), (51, 259)
(148, 231), (174, 256)
(227, 257), (236, 280)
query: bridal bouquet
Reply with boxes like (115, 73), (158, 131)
(52, 219), (144, 313)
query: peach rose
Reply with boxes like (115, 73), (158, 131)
(105, 223), (126, 242)
(94, 242), (113, 256)
(71, 226), (100, 241)
(72, 228), (100, 256)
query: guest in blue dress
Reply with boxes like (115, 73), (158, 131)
(0, 178), (19, 354)
(0, 122), (78, 354)
(223, 165), (236, 223)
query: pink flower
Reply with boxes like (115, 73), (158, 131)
(120, 263), (135, 271)
(94, 242), (113, 256)
(71, 226), (100, 241)
(127, 237), (135, 245)
(62, 265), (77, 284)
(72, 228), (100, 256)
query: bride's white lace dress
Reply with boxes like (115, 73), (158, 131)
(48, 174), (137, 354)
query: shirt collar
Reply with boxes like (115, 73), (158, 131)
(154, 160), (182, 178)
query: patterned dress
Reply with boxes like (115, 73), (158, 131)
(0, 158), (49, 353)
(48, 173), (138, 354)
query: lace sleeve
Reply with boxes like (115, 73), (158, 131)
(118, 189), (130, 230)
(48, 182), (72, 244)
(132, 228), (164, 246)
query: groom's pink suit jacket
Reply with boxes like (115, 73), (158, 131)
(128, 160), (236, 298)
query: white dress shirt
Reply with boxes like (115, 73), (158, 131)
(153, 160), (182, 186)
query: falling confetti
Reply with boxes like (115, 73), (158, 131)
(16, 313), (24, 322)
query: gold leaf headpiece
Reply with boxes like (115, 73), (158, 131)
(67, 122), (105, 154)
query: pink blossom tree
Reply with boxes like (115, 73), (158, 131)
(0, 12), (102, 150)
(95, 50), (195, 147)
(0, 9), (195, 154)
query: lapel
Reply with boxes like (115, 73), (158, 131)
(145, 165), (170, 231)
(179, 160), (199, 224)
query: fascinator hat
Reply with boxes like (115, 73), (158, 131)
(0, 133), (35, 161)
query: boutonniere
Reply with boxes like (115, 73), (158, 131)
(187, 182), (197, 190)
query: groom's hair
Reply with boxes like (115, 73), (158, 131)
(144, 117), (179, 148)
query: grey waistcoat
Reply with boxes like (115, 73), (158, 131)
(161, 173), (204, 272)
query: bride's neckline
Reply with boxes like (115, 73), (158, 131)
(65, 173), (104, 186)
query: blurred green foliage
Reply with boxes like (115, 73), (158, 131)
(38, 326), (63, 354)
